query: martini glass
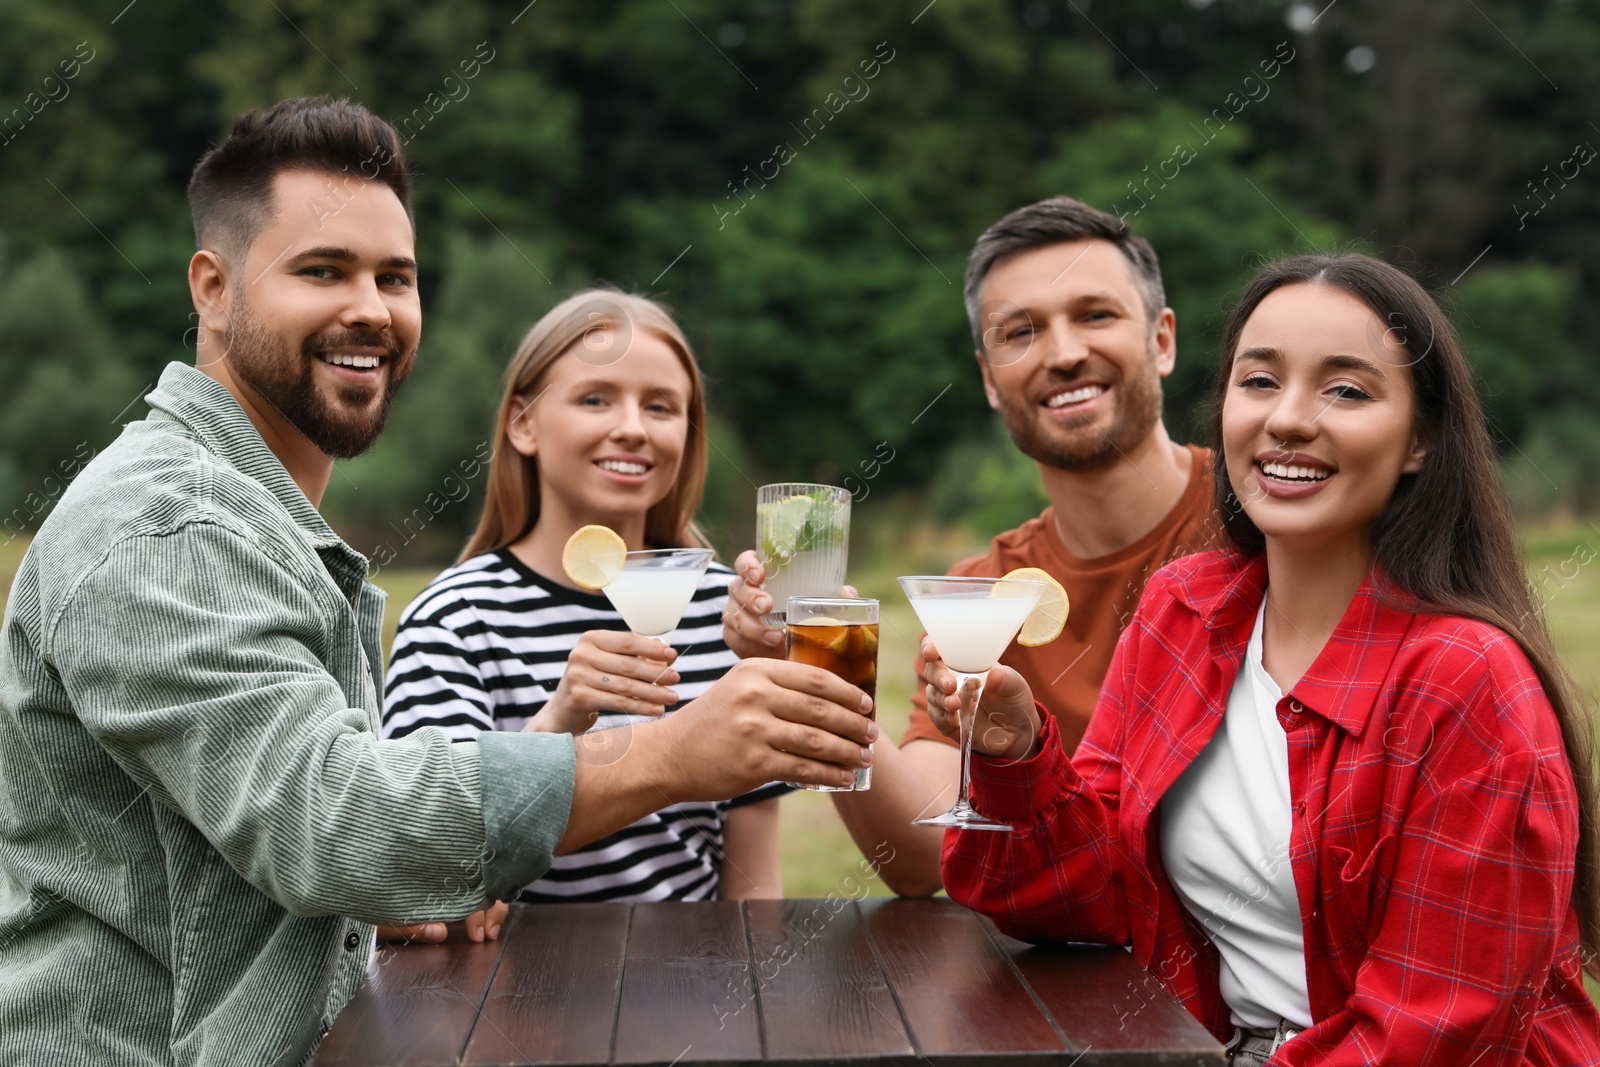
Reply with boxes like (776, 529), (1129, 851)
(897, 575), (1045, 831)
(602, 548), (715, 639)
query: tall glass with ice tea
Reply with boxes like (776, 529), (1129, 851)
(785, 596), (878, 791)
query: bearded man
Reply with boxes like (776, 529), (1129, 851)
(0, 96), (872, 1066)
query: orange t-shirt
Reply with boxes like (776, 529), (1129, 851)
(902, 444), (1223, 757)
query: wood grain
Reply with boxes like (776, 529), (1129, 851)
(984, 923), (1227, 1066)
(610, 900), (763, 1065)
(744, 899), (914, 1062)
(856, 898), (1065, 1059)
(311, 920), (509, 1067)
(312, 899), (1228, 1066)
(461, 903), (630, 1066)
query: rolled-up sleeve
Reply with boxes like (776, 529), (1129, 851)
(45, 522), (574, 923)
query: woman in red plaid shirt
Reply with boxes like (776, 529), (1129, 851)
(928, 252), (1600, 1065)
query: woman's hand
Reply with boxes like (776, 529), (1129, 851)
(376, 900), (509, 945)
(920, 635), (1042, 762)
(722, 550), (786, 659)
(529, 630), (681, 734)
(723, 549), (863, 660)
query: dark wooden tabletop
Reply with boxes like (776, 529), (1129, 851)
(311, 898), (1225, 1067)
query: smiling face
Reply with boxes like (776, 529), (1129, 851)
(974, 238), (1175, 471)
(220, 169), (420, 457)
(1221, 283), (1430, 551)
(508, 329), (693, 531)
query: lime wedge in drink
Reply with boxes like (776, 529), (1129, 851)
(758, 492), (844, 566)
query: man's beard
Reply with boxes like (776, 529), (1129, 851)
(224, 295), (411, 459)
(994, 346), (1164, 473)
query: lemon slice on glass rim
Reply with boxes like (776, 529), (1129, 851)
(992, 566), (1069, 646)
(561, 525), (628, 590)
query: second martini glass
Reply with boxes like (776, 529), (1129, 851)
(898, 574), (1045, 831)
(602, 548), (715, 639)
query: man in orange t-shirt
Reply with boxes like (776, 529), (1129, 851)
(724, 196), (1222, 895)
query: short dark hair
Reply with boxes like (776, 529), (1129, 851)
(964, 196), (1166, 349)
(187, 95), (412, 265)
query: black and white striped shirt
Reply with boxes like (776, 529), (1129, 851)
(382, 548), (787, 902)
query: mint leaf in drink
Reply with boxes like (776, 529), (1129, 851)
(758, 493), (818, 565)
(759, 489), (846, 565)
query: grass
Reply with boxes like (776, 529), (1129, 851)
(6, 520), (1600, 903)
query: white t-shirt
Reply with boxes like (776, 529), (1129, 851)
(1159, 598), (1312, 1029)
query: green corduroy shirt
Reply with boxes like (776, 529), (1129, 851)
(0, 362), (575, 1066)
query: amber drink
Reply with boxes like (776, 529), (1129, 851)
(786, 597), (878, 791)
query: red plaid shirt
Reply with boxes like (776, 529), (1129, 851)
(943, 550), (1600, 1065)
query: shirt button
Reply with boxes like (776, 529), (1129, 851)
(344, 931), (361, 951)
(1288, 700), (1305, 714)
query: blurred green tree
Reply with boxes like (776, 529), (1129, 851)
(0, 246), (142, 533)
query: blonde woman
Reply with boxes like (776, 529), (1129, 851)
(381, 290), (786, 920)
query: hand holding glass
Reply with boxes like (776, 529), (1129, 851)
(898, 575), (1045, 830)
(785, 596), (878, 791)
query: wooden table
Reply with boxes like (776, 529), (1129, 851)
(312, 898), (1225, 1067)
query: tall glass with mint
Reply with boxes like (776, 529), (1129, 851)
(756, 483), (851, 628)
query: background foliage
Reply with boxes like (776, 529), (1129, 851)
(2, 0), (1598, 559)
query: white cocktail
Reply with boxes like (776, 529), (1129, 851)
(603, 548), (715, 638)
(899, 575), (1045, 831)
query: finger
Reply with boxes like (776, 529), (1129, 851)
(775, 718), (873, 771)
(921, 657), (957, 699)
(486, 900), (509, 940)
(766, 660), (875, 714)
(733, 579), (773, 620)
(840, 585), (861, 598)
(768, 684), (875, 744)
(378, 921), (447, 943)
(726, 564), (774, 618)
(587, 696), (668, 718)
(581, 673), (680, 708)
(734, 549), (765, 585)
(778, 754), (861, 790)
(587, 650), (682, 688)
(774, 700), (876, 758)
(925, 686), (956, 734)
(585, 630), (679, 664)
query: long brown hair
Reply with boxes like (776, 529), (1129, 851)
(1210, 252), (1600, 978)
(459, 288), (711, 562)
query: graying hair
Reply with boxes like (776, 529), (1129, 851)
(963, 196), (1167, 350)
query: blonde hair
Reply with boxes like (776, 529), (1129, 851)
(459, 288), (711, 562)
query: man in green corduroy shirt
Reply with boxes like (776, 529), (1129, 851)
(0, 96), (874, 1066)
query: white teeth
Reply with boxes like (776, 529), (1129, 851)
(1261, 462), (1330, 481)
(321, 353), (381, 369)
(1045, 385), (1106, 408)
(598, 460), (648, 475)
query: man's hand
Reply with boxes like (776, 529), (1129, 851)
(650, 657), (877, 798)
(920, 635), (1041, 762)
(527, 630), (680, 734)
(558, 658), (877, 854)
(376, 900), (509, 945)
(722, 551), (786, 659)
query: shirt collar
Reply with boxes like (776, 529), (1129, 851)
(145, 362), (368, 577)
(1177, 551), (1415, 738)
